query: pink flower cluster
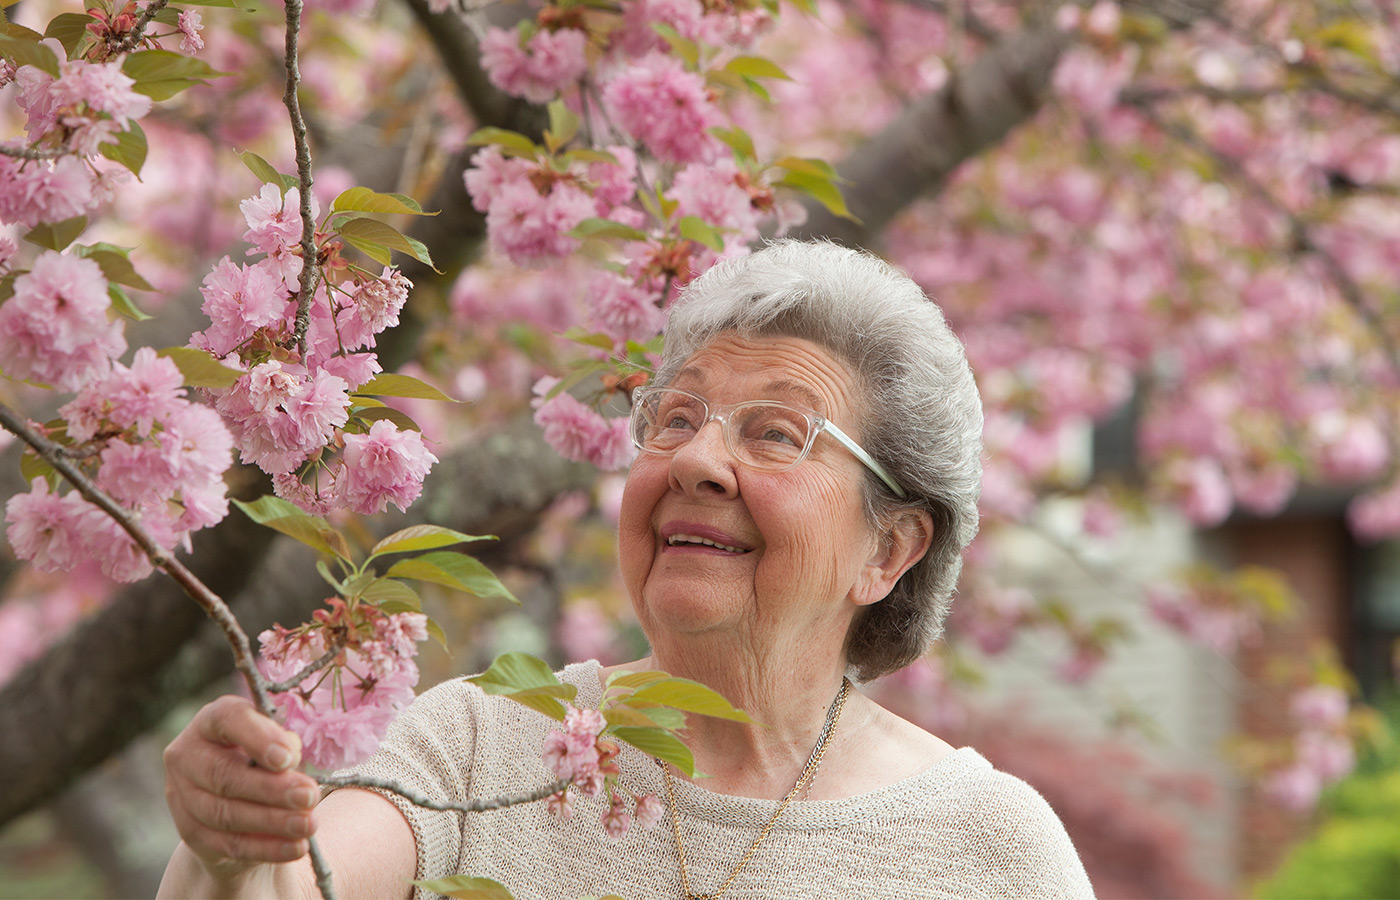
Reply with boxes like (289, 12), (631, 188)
(258, 599), (428, 771)
(531, 377), (635, 471)
(5, 348), (234, 582)
(481, 25), (588, 105)
(602, 53), (722, 164)
(190, 186), (432, 514)
(542, 703), (662, 838)
(1263, 684), (1355, 811)
(1146, 581), (1261, 654)
(0, 51), (152, 226)
(464, 147), (638, 267)
(0, 252), (125, 391)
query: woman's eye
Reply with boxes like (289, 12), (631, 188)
(665, 414), (697, 430)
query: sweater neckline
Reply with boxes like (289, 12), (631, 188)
(562, 659), (989, 829)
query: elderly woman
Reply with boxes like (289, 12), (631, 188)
(159, 241), (1095, 899)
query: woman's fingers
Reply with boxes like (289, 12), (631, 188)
(163, 695), (318, 867)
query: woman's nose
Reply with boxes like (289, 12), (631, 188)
(667, 419), (739, 497)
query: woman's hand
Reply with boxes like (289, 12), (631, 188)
(161, 695), (319, 885)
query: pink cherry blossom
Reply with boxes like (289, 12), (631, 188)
(1263, 763), (1321, 812)
(1346, 478), (1400, 542)
(601, 53), (721, 164)
(532, 386), (635, 471)
(633, 792), (664, 830)
(1290, 685), (1349, 729)
(241, 183), (317, 256)
(4, 479), (89, 573)
(178, 10), (205, 54)
(586, 271), (666, 346)
(194, 257), (290, 357)
(600, 792), (631, 838)
(546, 789), (575, 820)
(0, 250), (125, 391)
(335, 420), (437, 514)
(480, 25), (588, 104)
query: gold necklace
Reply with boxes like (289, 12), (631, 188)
(659, 677), (852, 900)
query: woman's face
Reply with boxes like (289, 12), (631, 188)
(618, 333), (894, 655)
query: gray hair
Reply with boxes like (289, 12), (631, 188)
(654, 240), (984, 682)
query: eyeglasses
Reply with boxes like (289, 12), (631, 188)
(629, 386), (906, 498)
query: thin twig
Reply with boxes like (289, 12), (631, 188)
(109, 0), (172, 55)
(0, 144), (68, 161)
(0, 403), (347, 895)
(281, 0), (320, 362)
(264, 634), (349, 694)
(0, 403), (275, 715)
(317, 773), (571, 813)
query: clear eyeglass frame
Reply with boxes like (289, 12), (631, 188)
(629, 386), (907, 498)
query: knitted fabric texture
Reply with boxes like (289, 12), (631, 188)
(343, 661), (1096, 900)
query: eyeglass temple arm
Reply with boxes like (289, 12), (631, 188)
(819, 421), (907, 499)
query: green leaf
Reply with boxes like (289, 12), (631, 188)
(337, 217), (440, 272)
(773, 156), (842, 180)
(561, 326), (618, 351)
(99, 121), (148, 176)
(156, 347), (243, 388)
(43, 12), (93, 58)
(370, 525), (494, 558)
(651, 23), (697, 68)
(603, 704), (686, 730)
(413, 876), (515, 900)
(356, 373), (456, 402)
(609, 726), (696, 776)
(78, 247), (154, 291)
(605, 669), (673, 691)
(19, 447), (53, 483)
(176, 0), (243, 7)
(348, 405), (420, 433)
(776, 172), (859, 222)
(626, 678), (752, 722)
(384, 551), (518, 603)
(740, 75), (771, 103)
(568, 218), (649, 242)
(467, 652), (576, 720)
(0, 33), (59, 77)
(465, 127), (540, 159)
(122, 49), (227, 101)
(560, 148), (619, 166)
(238, 150), (298, 192)
(330, 187), (432, 217)
(315, 558), (344, 593)
(709, 126), (755, 161)
(723, 56), (791, 80)
(106, 283), (151, 321)
(678, 216), (724, 251)
(23, 217), (86, 252)
(233, 496), (348, 560)
(361, 579), (423, 609)
(545, 99), (579, 152)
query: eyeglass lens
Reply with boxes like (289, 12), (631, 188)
(634, 390), (814, 471)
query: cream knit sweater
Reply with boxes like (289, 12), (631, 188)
(346, 661), (1096, 900)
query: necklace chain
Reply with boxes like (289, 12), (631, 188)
(659, 677), (851, 900)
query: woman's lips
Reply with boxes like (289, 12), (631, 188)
(660, 523), (752, 554)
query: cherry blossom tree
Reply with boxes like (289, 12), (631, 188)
(1, 0), (1399, 894)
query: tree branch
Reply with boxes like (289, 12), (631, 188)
(0, 417), (596, 828)
(790, 23), (1072, 247)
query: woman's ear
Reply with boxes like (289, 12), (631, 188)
(851, 508), (934, 607)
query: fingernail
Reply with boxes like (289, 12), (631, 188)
(265, 744), (293, 771)
(289, 814), (313, 837)
(287, 786), (317, 809)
